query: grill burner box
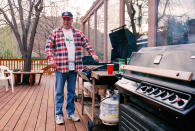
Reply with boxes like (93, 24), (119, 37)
(116, 43), (195, 131)
(80, 26), (136, 83)
(80, 56), (119, 83)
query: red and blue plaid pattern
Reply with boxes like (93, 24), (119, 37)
(45, 27), (94, 73)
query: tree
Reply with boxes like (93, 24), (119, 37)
(124, 0), (148, 40)
(0, 0), (43, 72)
(33, 0), (62, 57)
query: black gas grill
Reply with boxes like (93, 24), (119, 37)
(79, 25), (136, 82)
(116, 43), (195, 131)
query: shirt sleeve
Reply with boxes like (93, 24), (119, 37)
(80, 31), (95, 56)
(45, 30), (56, 62)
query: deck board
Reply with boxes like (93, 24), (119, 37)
(23, 78), (46, 131)
(0, 75), (91, 131)
(0, 85), (31, 130)
(35, 76), (49, 131)
(46, 76), (55, 131)
(3, 85), (36, 131)
(0, 86), (22, 110)
(13, 82), (42, 131)
(0, 74), (118, 131)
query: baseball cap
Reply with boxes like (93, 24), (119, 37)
(62, 12), (73, 19)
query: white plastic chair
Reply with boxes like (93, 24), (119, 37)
(0, 66), (14, 93)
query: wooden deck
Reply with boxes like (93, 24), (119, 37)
(0, 75), (119, 131)
(0, 75), (90, 131)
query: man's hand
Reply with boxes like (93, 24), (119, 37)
(48, 59), (57, 68)
(92, 55), (99, 61)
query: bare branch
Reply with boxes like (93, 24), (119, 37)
(34, 0), (42, 12)
(18, 0), (25, 32)
(125, 0), (137, 36)
(0, 8), (12, 27)
(158, 0), (169, 21)
(28, 0), (43, 56)
(12, 0), (19, 12)
(6, 0), (24, 57)
(0, 18), (10, 26)
(8, 0), (18, 28)
(18, 0), (28, 53)
(26, 0), (34, 34)
(1, 4), (10, 12)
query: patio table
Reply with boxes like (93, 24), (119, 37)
(5, 70), (44, 86)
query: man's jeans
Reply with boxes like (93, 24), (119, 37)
(55, 70), (77, 116)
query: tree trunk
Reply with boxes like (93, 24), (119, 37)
(125, 0), (137, 39)
(22, 54), (32, 84)
(24, 55), (32, 71)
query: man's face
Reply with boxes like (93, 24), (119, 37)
(62, 17), (73, 29)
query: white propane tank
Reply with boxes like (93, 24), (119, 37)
(99, 95), (119, 125)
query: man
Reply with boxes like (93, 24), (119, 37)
(45, 11), (98, 124)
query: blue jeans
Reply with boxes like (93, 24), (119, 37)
(55, 70), (77, 116)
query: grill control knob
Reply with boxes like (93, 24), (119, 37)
(160, 92), (170, 100)
(154, 90), (165, 97)
(177, 98), (185, 106)
(160, 92), (168, 99)
(147, 88), (158, 95)
(140, 86), (147, 91)
(162, 93), (174, 100)
(146, 87), (153, 93)
(153, 89), (160, 95)
(140, 86), (147, 93)
(169, 95), (178, 103)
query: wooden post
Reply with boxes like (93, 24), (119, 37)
(120, 0), (125, 26)
(104, 0), (108, 62)
(91, 78), (95, 122)
(94, 10), (97, 54)
(148, 0), (157, 47)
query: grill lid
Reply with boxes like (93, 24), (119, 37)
(109, 25), (136, 62)
(123, 43), (195, 81)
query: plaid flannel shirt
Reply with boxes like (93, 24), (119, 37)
(45, 27), (94, 73)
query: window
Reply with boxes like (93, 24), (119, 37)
(97, 5), (104, 59)
(157, 0), (195, 46)
(83, 21), (89, 55)
(124, 0), (148, 49)
(107, 0), (120, 62)
(89, 15), (95, 48)
(84, 21), (88, 37)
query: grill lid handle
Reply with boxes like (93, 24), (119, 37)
(120, 65), (193, 81)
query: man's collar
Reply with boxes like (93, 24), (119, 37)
(60, 26), (74, 30)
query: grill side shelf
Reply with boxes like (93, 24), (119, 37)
(120, 65), (193, 81)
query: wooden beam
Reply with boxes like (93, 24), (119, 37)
(120, 65), (193, 81)
(120, 0), (125, 26)
(80, 0), (104, 23)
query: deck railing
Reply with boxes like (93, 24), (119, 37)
(0, 58), (49, 71)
